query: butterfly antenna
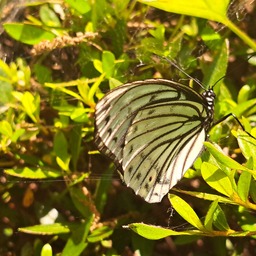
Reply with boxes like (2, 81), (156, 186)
(211, 75), (226, 89)
(161, 56), (206, 90)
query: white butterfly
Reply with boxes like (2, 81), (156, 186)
(94, 79), (215, 203)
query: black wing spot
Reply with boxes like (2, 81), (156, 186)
(136, 172), (142, 180)
(105, 115), (110, 124)
(144, 183), (149, 191)
(147, 109), (155, 115)
(140, 152), (145, 159)
(149, 176), (153, 182)
(128, 166), (133, 174)
(107, 128), (112, 135)
(113, 137), (117, 143)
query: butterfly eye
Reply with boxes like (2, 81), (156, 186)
(95, 79), (214, 203)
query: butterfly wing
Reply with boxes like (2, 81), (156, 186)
(95, 79), (213, 203)
(122, 101), (207, 203)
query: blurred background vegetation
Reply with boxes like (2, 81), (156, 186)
(0, 0), (256, 255)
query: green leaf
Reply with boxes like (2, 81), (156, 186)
(94, 165), (114, 214)
(68, 186), (96, 219)
(102, 51), (116, 78)
(87, 226), (114, 243)
(0, 59), (12, 78)
(231, 98), (256, 117)
(41, 243), (52, 256)
(64, 0), (91, 14)
(238, 207), (256, 233)
(181, 18), (198, 36)
(212, 204), (230, 231)
(39, 5), (61, 27)
(237, 130), (256, 161)
(33, 64), (52, 84)
(173, 188), (237, 205)
(138, 0), (256, 51)
(202, 39), (228, 91)
(3, 23), (55, 45)
(0, 81), (13, 105)
(11, 128), (26, 142)
(0, 120), (13, 137)
(53, 132), (70, 171)
(69, 125), (82, 171)
(61, 188), (93, 254)
(138, 0), (230, 23)
(237, 84), (251, 104)
(149, 25), (165, 41)
(168, 194), (205, 230)
(93, 59), (103, 73)
(109, 77), (122, 90)
(200, 24), (221, 44)
(62, 222), (89, 256)
(5, 167), (63, 179)
(204, 142), (248, 171)
(21, 91), (39, 123)
(70, 108), (89, 122)
(77, 80), (90, 104)
(19, 223), (70, 235)
(126, 223), (256, 238)
(131, 233), (155, 256)
(250, 181), (256, 204)
(204, 200), (219, 231)
(126, 223), (201, 240)
(45, 82), (84, 103)
(237, 171), (251, 202)
(201, 162), (233, 197)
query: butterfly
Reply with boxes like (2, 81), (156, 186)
(94, 79), (215, 203)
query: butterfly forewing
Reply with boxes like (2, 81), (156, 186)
(94, 79), (214, 203)
(95, 80), (188, 165)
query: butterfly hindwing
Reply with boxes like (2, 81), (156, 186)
(94, 79), (214, 203)
(123, 101), (207, 202)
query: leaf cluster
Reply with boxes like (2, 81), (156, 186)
(0, 0), (256, 255)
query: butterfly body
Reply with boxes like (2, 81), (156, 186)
(95, 79), (215, 203)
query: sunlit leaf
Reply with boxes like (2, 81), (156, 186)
(102, 51), (116, 78)
(237, 172), (251, 202)
(138, 0), (230, 23)
(201, 162), (233, 197)
(0, 120), (13, 137)
(39, 5), (61, 27)
(204, 142), (248, 171)
(212, 204), (230, 231)
(3, 23), (55, 45)
(54, 132), (70, 171)
(87, 226), (114, 243)
(204, 200), (218, 231)
(4, 167), (63, 179)
(169, 194), (205, 230)
(19, 223), (70, 235)
(125, 223), (202, 240)
(64, 0), (91, 14)
(41, 243), (52, 256)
